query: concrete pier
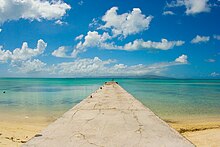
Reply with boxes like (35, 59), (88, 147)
(23, 82), (194, 147)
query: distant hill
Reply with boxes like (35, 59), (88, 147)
(85, 75), (174, 79)
(128, 75), (174, 79)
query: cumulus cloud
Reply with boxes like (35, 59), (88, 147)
(121, 39), (184, 51)
(89, 18), (100, 29)
(54, 55), (187, 76)
(191, 35), (210, 43)
(0, 0), (71, 24)
(99, 7), (153, 38)
(175, 54), (188, 63)
(51, 7), (184, 58)
(166, 0), (211, 15)
(75, 34), (84, 41)
(163, 11), (175, 15)
(11, 55), (188, 76)
(69, 31), (185, 57)
(213, 35), (220, 40)
(71, 31), (112, 58)
(6, 53), (190, 76)
(52, 46), (69, 58)
(55, 20), (67, 25)
(12, 59), (47, 73)
(55, 57), (114, 76)
(0, 39), (47, 62)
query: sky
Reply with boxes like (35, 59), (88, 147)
(0, 0), (219, 78)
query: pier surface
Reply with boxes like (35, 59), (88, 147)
(23, 82), (194, 147)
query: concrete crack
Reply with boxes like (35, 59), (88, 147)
(71, 109), (79, 119)
(132, 111), (143, 146)
(73, 132), (103, 147)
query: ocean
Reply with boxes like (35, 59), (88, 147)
(0, 78), (220, 122)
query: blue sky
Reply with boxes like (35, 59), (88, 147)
(0, 0), (219, 78)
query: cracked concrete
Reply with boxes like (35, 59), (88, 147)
(23, 82), (194, 147)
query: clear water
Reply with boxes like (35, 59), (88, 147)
(0, 78), (106, 120)
(0, 78), (219, 122)
(118, 79), (220, 121)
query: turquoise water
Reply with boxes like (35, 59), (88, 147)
(118, 79), (220, 120)
(0, 78), (220, 121)
(0, 78), (106, 120)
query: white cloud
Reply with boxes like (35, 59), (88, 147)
(210, 72), (220, 77)
(60, 7), (184, 58)
(69, 31), (185, 57)
(55, 20), (67, 25)
(75, 34), (84, 41)
(122, 39), (185, 51)
(185, 0), (210, 14)
(71, 31), (112, 58)
(213, 35), (220, 40)
(99, 7), (153, 38)
(0, 0), (71, 24)
(55, 57), (114, 76)
(0, 39), (47, 62)
(0, 28), (2, 32)
(166, 0), (185, 7)
(175, 54), (188, 63)
(12, 59), (47, 73)
(51, 6), (184, 58)
(163, 11), (175, 15)
(54, 55), (187, 76)
(191, 35), (210, 43)
(52, 46), (69, 58)
(89, 18), (100, 29)
(166, 0), (211, 15)
(9, 54), (188, 76)
(53, 31), (113, 58)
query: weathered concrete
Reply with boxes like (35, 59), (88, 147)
(23, 82), (194, 147)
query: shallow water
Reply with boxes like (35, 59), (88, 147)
(118, 79), (220, 121)
(0, 78), (219, 122)
(0, 78), (105, 121)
